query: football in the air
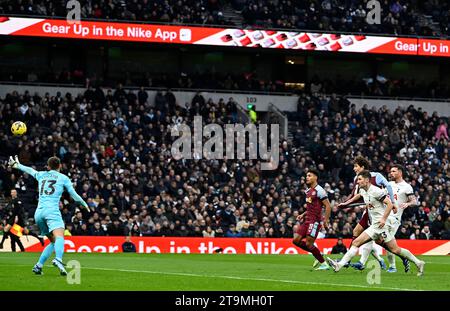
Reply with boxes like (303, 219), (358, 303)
(11, 121), (27, 136)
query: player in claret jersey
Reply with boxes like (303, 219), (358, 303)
(293, 168), (332, 271)
(337, 156), (395, 270)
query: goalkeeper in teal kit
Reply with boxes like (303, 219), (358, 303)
(8, 155), (89, 275)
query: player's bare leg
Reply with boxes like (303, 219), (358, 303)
(327, 232), (372, 272)
(352, 223), (364, 240)
(382, 239), (425, 276)
(292, 233), (304, 249)
(375, 239), (410, 273)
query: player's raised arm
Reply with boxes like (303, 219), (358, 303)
(337, 193), (362, 207)
(375, 172), (395, 204)
(64, 176), (90, 211)
(8, 155), (39, 179)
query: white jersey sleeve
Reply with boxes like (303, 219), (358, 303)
(372, 186), (387, 202)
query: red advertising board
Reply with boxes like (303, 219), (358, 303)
(1, 17), (449, 57)
(21, 237), (450, 255)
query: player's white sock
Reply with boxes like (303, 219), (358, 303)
(371, 248), (383, 262)
(338, 245), (358, 268)
(359, 242), (372, 265)
(399, 248), (421, 266)
(387, 251), (396, 268)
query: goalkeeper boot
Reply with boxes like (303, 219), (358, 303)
(32, 264), (43, 275)
(52, 258), (67, 276)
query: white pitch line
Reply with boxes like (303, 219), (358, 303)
(0, 260), (436, 290)
(83, 266), (424, 291)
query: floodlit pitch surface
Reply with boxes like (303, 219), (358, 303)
(0, 253), (448, 291)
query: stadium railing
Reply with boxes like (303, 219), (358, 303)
(2, 81), (450, 103)
(268, 103), (288, 140)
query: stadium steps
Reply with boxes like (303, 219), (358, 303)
(419, 15), (441, 35)
(287, 121), (297, 142)
(221, 4), (244, 27)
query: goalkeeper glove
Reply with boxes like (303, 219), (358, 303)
(8, 155), (20, 169)
(81, 201), (91, 212)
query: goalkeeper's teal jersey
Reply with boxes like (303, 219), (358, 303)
(17, 164), (86, 213)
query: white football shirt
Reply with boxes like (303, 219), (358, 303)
(388, 180), (414, 220)
(359, 184), (388, 225)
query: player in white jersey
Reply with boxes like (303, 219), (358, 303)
(386, 164), (418, 273)
(327, 170), (425, 276)
(336, 156), (395, 270)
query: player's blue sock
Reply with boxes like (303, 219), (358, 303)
(54, 236), (65, 261)
(37, 243), (55, 267)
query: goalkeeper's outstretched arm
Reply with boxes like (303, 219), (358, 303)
(8, 155), (39, 179)
(64, 177), (90, 211)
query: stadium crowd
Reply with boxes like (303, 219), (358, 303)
(309, 75), (450, 99)
(1, 1), (450, 36)
(238, 0), (447, 36)
(0, 86), (449, 241)
(0, 0), (232, 25)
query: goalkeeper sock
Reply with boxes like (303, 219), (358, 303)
(37, 243), (55, 267)
(54, 236), (65, 261)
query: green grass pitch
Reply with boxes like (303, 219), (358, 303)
(0, 253), (448, 291)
